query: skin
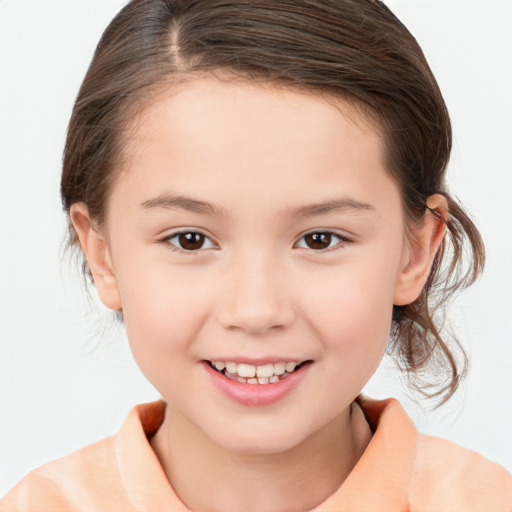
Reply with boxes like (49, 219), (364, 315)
(71, 77), (447, 512)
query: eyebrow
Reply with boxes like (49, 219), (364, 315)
(141, 193), (228, 217)
(291, 198), (374, 218)
(141, 193), (373, 218)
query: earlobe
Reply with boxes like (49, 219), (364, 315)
(70, 203), (122, 311)
(393, 194), (448, 306)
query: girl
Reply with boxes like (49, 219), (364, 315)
(1, 0), (511, 510)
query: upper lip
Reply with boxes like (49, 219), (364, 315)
(204, 357), (311, 365)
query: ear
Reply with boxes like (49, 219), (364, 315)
(70, 203), (122, 311)
(393, 194), (448, 306)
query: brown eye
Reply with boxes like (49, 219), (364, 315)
(179, 232), (205, 250)
(304, 233), (332, 250)
(298, 231), (345, 251)
(166, 231), (215, 251)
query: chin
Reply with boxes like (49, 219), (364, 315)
(204, 417), (317, 456)
(217, 434), (302, 456)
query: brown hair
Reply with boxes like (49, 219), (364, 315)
(61, 0), (485, 405)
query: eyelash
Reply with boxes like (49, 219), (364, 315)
(160, 229), (350, 253)
(160, 230), (217, 253)
(295, 230), (349, 252)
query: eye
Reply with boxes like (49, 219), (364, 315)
(164, 231), (216, 251)
(296, 231), (347, 251)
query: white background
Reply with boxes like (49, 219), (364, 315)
(1, 0), (511, 497)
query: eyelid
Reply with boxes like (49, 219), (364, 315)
(294, 229), (351, 251)
(159, 228), (218, 252)
(158, 228), (351, 253)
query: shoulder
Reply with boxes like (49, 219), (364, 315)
(409, 433), (512, 512)
(0, 435), (132, 512)
(0, 400), (167, 512)
(357, 396), (512, 511)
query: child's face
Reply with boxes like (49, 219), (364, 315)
(85, 78), (423, 454)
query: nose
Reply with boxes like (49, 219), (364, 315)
(217, 251), (295, 336)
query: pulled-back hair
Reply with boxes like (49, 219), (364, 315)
(61, 0), (485, 404)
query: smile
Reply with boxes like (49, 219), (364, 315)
(208, 360), (309, 385)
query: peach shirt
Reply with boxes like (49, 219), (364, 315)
(2, 397), (511, 511)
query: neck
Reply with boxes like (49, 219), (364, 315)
(150, 402), (372, 512)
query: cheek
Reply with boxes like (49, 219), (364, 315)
(115, 260), (215, 367)
(301, 253), (398, 357)
(302, 264), (396, 404)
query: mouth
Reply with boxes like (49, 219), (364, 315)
(207, 360), (311, 385)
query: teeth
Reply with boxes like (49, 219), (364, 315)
(285, 362), (297, 373)
(256, 364), (274, 378)
(238, 363), (256, 378)
(225, 362), (238, 374)
(212, 360), (304, 382)
(273, 362), (286, 375)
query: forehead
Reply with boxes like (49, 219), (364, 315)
(130, 76), (381, 150)
(111, 77), (399, 219)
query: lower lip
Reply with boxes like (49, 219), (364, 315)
(202, 361), (312, 407)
